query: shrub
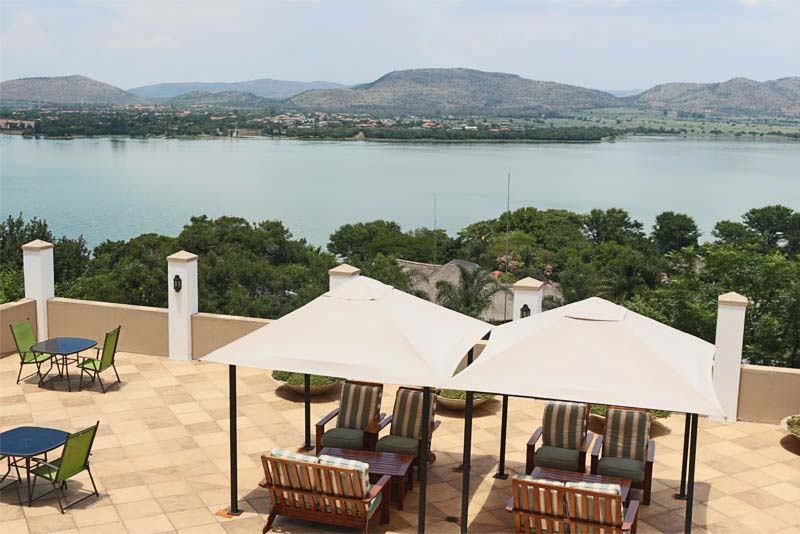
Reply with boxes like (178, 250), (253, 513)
(271, 371), (341, 387)
(438, 389), (495, 401)
(788, 416), (800, 436)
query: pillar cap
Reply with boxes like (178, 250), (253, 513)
(329, 264), (360, 277)
(22, 239), (54, 251)
(513, 277), (545, 291)
(167, 250), (199, 263)
(718, 292), (748, 307)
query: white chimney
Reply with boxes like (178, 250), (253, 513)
(329, 264), (360, 291)
(512, 277), (545, 320)
(713, 292), (748, 422)
(22, 240), (55, 341)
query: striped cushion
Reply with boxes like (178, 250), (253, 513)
(269, 448), (319, 464)
(565, 481), (622, 530)
(268, 449), (318, 510)
(603, 409), (650, 462)
(336, 382), (382, 431)
(318, 454), (370, 498)
(542, 401), (587, 450)
(390, 388), (436, 440)
(513, 475), (565, 515)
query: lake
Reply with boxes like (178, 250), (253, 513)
(1, 135), (798, 248)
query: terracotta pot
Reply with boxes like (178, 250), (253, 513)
(271, 378), (341, 396)
(437, 396), (493, 411)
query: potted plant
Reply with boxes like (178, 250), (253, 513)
(780, 415), (800, 440)
(437, 389), (496, 411)
(271, 371), (342, 395)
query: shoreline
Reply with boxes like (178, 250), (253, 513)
(4, 131), (799, 144)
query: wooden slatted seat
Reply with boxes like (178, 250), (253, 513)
(260, 449), (390, 533)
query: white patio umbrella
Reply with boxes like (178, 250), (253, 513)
(447, 297), (725, 534)
(201, 275), (491, 532)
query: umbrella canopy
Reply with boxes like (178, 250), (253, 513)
(446, 297), (725, 419)
(202, 275), (492, 387)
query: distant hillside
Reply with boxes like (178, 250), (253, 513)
(129, 78), (344, 100)
(168, 90), (273, 108)
(0, 75), (143, 105)
(630, 77), (800, 117)
(289, 68), (619, 115)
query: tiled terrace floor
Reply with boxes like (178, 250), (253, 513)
(1, 351), (799, 534)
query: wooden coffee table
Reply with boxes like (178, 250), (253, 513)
(319, 447), (415, 520)
(531, 466), (633, 504)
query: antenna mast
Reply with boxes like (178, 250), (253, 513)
(433, 193), (438, 264)
(503, 170), (511, 321)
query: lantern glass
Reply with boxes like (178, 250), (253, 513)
(520, 304), (531, 318)
(173, 274), (182, 292)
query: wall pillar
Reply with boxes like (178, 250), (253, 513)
(512, 277), (545, 320)
(328, 264), (360, 291)
(22, 240), (54, 341)
(167, 251), (198, 361)
(713, 292), (748, 422)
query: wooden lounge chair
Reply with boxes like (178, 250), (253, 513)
(505, 476), (639, 533)
(260, 449), (390, 533)
(526, 401), (593, 474)
(316, 380), (383, 454)
(376, 386), (440, 477)
(591, 408), (655, 505)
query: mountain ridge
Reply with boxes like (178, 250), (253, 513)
(0, 75), (143, 105)
(129, 78), (345, 100)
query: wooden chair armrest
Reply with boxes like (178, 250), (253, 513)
(366, 474), (392, 500)
(622, 500), (640, 531)
(316, 408), (339, 429)
(646, 439), (656, 463)
(365, 413), (386, 434)
(580, 431), (594, 453)
(505, 497), (514, 513)
(377, 414), (393, 431)
(528, 427), (543, 447)
(592, 435), (604, 458)
(258, 477), (268, 488)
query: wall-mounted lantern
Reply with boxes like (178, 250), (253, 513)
(173, 274), (182, 293)
(520, 304), (531, 318)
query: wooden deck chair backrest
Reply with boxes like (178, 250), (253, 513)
(565, 482), (624, 534)
(511, 476), (568, 534)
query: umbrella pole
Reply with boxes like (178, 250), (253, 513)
(455, 349), (474, 472)
(460, 390), (474, 534)
(494, 394), (509, 479)
(675, 412), (691, 500)
(300, 373), (313, 451)
(418, 387), (432, 534)
(228, 365), (242, 515)
(684, 413), (698, 533)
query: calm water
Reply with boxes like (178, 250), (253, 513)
(1, 135), (798, 248)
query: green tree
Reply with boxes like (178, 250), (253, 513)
(742, 205), (795, 249)
(435, 265), (507, 319)
(584, 208), (646, 246)
(652, 211), (700, 253)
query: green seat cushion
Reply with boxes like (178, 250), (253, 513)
(534, 445), (580, 471)
(77, 358), (103, 371)
(376, 434), (419, 457)
(320, 427), (364, 450)
(21, 351), (53, 364)
(597, 456), (646, 482)
(31, 459), (61, 481)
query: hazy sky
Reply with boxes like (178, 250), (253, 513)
(1, 0), (798, 90)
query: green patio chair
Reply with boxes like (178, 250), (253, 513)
(77, 326), (121, 393)
(30, 422), (100, 513)
(10, 319), (54, 386)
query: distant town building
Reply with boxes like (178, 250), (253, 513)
(0, 118), (35, 129)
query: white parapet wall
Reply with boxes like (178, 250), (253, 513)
(167, 251), (199, 361)
(22, 240), (55, 341)
(713, 292), (748, 422)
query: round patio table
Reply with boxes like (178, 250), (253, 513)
(0, 426), (68, 506)
(31, 337), (96, 392)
